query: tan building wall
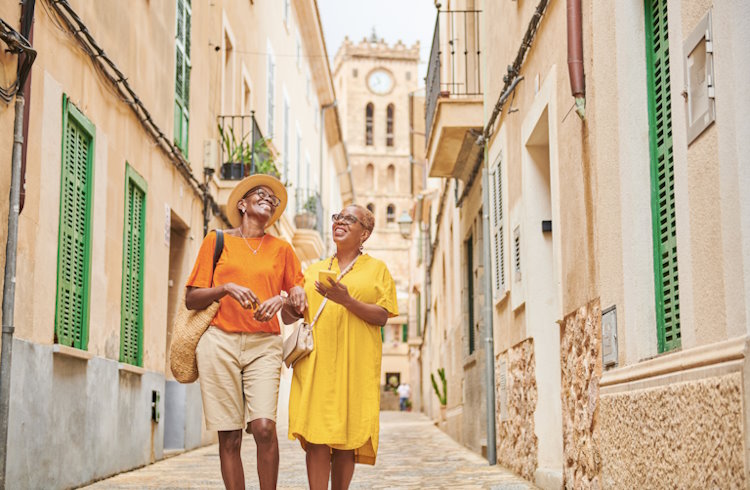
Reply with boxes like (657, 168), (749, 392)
(333, 37), (419, 390)
(416, 0), (750, 487)
(0, 1), (347, 487)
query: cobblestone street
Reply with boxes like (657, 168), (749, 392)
(83, 411), (535, 489)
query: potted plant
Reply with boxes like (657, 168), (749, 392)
(431, 367), (447, 422)
(249, 137), (281, 178)
(294, 194), (318, 229)
(218, 124), (249, 180)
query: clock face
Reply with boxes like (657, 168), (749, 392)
(367, 69), (394, 95)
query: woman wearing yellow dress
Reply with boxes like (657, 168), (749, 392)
(283, 204), (398, 490)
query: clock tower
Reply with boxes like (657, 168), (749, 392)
(333, 36), (420, 391)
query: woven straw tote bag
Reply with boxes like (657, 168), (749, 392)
(170, 230), (224, 383)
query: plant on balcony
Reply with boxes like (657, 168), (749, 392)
(218, 124), (248, 180)
(218, 125), (280, 180)
(294, 194), (318, 230)
(251, 137), (281, 178)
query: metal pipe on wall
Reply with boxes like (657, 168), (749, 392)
(0, 94), (25, 490)
(566, 0), (585, 118)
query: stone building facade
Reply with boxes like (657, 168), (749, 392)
(332, 37), (419, 390)
(413, 0), (750, 488)
(0, 0), (348, 487)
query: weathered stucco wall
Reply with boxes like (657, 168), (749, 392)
(600, 372), (746, 488)
(560, 299), (602, 489)
(495, 338), (537, 481)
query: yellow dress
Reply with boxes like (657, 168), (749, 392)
(288, 254), (398, 465)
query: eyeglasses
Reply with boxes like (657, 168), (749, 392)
(331, 213), (363, 227)
(244, 188), (281, 208)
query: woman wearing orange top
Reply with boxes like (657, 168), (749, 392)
(185, 174), (307, 490)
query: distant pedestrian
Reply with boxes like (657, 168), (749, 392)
(185, 174), (307, 490)
(283, 204), (398, 490)
(396, 382), (411, 411)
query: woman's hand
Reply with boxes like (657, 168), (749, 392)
(222, 283), (260, 310)
(315, 279), (389, 326)
(254, 295), (285, 322)
(315, 279), (352, 307)
(288, 285), (308, 314)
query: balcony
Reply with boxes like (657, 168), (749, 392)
(292, 188), (326, 262)
(425, 9), (484, 179)
(214, 113), (281, 208)
(218, 113), (280, 180)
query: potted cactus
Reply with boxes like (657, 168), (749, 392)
(431, 367), (447, 422)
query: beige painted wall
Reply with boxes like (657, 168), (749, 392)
(1, 0), (345, 375)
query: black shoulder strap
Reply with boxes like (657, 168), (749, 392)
(211, 230), (224, 281)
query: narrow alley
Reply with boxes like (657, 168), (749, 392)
(82, 412), (535, 489)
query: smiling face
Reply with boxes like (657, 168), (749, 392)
(332, 205), (374, 252)
(238, 185), (279, 224)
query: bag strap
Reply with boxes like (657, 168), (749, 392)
(309, 254), (359, 328)
(210, 229), (224, 286)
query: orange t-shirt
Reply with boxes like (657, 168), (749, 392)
(185, 231), (304, 334)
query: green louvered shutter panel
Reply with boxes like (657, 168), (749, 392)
(55, 99), (94, 350)
(174, 0), (191, 155)
(645, 0), (680, 352)
(121, 167), (147, 366)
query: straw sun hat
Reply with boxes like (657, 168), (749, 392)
(226, 174), (287, 228)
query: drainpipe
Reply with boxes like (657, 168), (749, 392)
(479, 138), (497, 465)
(0, 7), (36, 486)
(0, 93), (24, 490)
(566, 0), (585, 119)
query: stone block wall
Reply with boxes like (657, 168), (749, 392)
(599, 372), (746, 488)
(560, 299), (602, 489)
(495, 338), (538, 480)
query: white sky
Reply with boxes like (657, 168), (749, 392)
(317, 0), (437, 85)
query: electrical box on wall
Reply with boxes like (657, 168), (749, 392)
(683, 10), (716, 144)
(602, 306), (618, 368)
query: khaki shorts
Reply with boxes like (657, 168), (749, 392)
(196, 326), (282, 432)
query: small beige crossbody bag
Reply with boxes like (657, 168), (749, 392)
(283, 255), (359, 368)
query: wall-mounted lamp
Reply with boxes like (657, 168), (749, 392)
(397, 211), (413, 239)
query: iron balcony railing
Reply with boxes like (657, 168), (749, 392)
(425, 9), (483, 143)
(294, 188), (325, 237)
(218, 112), (279, 180)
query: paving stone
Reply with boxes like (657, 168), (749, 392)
(82, 411), (537, 489)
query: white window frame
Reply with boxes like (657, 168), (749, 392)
(241, 64), (253, 116)
(266, 40), (275, 137)
(489, 150), (509, 303)
(283, 89), (290, 181)
(221, 13), (237, 114)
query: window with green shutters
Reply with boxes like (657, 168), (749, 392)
(120, 165), (147, 366)
(174, 0), (191, 155)
(55, 96), (95, 350)
(644, 0), (681, 352)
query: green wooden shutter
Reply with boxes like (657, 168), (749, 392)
(416, 292), (422, 337)
(121, 165), (147, 366)
(402, 324), (408, 343)
(55, 97), (95, 350)
(645, 0), (680, 352)
(174, 0), (191, 155)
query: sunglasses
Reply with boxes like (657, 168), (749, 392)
(243, 188), (281, 208)
(331, 213), (363, 226)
